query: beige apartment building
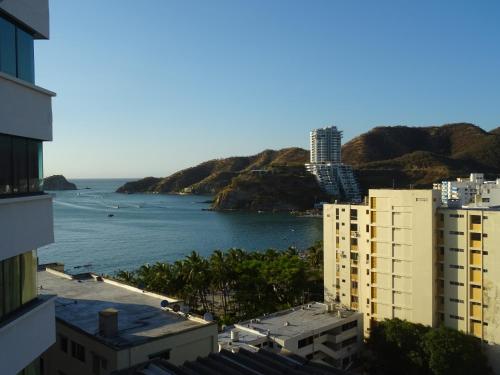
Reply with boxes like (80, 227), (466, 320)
(324, 189), (500, 371)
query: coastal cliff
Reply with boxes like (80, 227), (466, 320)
(43, 175), (77, 190)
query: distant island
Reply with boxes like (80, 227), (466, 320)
(116, 123), (500, 210)
(43, 175), (77, 190)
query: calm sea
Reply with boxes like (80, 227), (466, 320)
(39, 179), (323, 275)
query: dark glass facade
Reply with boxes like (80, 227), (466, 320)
(0, 134), (43, 196)
(0, 250), (38, 321)
(0, 15), (35, 83)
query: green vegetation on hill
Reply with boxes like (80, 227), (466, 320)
(115, 243), (323, 325)
(366, 318), (491, 375)
(343, 123), (500, 189)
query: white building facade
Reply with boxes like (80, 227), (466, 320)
(219, 302), (363, 370)
(435, 173), (500, 208)
(0, 1), (56, 374)
(306, 126), (361, 202)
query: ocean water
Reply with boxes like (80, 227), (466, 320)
(39, 179), (323, 275)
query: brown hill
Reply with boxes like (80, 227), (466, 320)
(343, 123), (500, 188)
(116, 148), (309, 195)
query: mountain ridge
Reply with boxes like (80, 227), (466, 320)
(116, 123), (500, 209)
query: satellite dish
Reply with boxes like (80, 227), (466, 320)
(160, 300), (169, 308)
(172, 304), (181, 312)
(203, 312), (214, 322)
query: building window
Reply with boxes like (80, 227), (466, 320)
(342, 320), (357, 331)
(0, 16), (35, 83)
(0, 134), (43, 196)
(92, 353), (108, 375)
(298, 336), (314, 348)
(0, 250), (38, 320)
(450, 315), (464, 321)
(71, 341), (86, 362)
(59, 335), (68, 353)
(149, 349), (171, 361)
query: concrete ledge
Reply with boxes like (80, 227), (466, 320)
(0, 71), (55, 141)
(0, 194), (54, 261)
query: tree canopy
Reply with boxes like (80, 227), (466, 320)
(366, 318), (491, 375)
(115, 243), (324, 324)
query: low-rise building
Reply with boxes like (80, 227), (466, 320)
(434, 173), (500, 207)
(38, 267), (218, 375)
(219, 302), (363, 370)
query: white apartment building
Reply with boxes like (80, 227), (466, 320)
(434, 173), (500, 208)
(306, 126), (361, 202)
(324, 189), (500, 372)
(310, 127), (343, 164)
(219, 302), (363, 370)
(0, 1), (56, 374)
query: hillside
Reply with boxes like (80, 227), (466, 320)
(343, 123), (500, 189)
(116, 148), (309, 195)
(213, 166), (329, 211)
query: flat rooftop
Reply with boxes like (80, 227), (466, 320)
(38, 269), (210, 349)
(223, 302), (359, 344)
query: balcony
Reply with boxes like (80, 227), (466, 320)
(470, 223), (482, 232)
(0, 194), (53, 261)
(470, 320), (482, 338)
(470, 252), (482, 266)
(0, 295), (55, 375)
(470, 303), (482, 320)
(470, 268), (482, 284)
(470, 286), (482, 301)
(0, 72), (55, 141)
(470, 240), (482, 249)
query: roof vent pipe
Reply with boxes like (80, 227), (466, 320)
(99, 308), (119, 338)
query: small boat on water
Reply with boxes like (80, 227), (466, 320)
(108, 214), (114, 217)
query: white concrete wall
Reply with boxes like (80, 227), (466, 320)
(0, 0), (49, 38)
(0, 296), (56, 375)
(0, 72), (54, 141)
(0, 195), (54, 262)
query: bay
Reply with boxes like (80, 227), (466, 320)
(39, 179), (323, 275)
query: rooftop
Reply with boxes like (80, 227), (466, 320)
(38, 268), (213, 349)
(222, 302), (359, 345)
(112, 348), (350, 375)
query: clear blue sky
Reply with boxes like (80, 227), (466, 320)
(37, 0), (500, 178)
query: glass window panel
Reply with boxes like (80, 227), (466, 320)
(12, 137), (28, 193)
(0, 134), (12, 194)
(28, 140), (42, 192)
(16, 28), (34, 83)
(2, 255), (21, 315)
(0, 261), (3, 319)
(21, 250), (37, 304)
(0, 17), (16, 76)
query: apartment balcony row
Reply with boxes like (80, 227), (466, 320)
(0, 71), (55, 141)
(0, 194), (54, 261)
(0, 295), (55, 375)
